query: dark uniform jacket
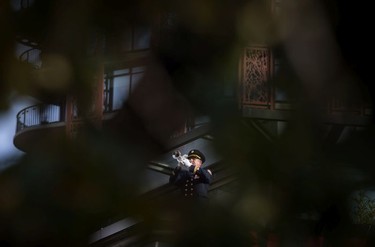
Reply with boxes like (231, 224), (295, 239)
(169, 165), (212, 199)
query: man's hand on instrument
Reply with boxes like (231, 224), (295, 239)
(172, 150), (192, 168)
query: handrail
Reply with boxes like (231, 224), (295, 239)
(16, 103), (64, 133)
(19, 47), (41, 69)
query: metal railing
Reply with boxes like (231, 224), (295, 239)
(16, 104), (64, 133)
(19, 47), (42, 69)
(241, 46), (373, 117)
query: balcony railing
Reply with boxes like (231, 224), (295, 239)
(19, 47), (42, 69)
(241, 46), (373, 119)
(16, 104), (64, 133)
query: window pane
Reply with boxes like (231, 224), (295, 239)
(113, 75), (130, 110)
(132, 66), (145, 73)
(275, 88), (288, 101)
(133, 26), (151, 50)
(121, 27), (132, 52)
(131, 73), (144, 92)
(114, 69), (130, 75)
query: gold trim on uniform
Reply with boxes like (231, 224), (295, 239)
(188, 154), (201, 160)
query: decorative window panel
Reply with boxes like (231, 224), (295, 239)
(242, 47), (272, 107)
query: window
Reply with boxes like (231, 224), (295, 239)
(103, 66), (145, 112)
(120, 25), (151, 52)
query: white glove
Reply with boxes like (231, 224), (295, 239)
(179, 154), (192, 168)
(172, 151), (192, 168)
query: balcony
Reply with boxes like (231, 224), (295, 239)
(13, 95), (210, 152)
(14, 103), (66, 151)
(240, 46), (373, 126)
(16, 103), (64, 132)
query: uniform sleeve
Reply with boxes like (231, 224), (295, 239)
(192, 166), (212, 184)
(169, 166), (185, 185)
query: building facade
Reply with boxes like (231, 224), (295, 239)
(5, 0), (375, 246)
